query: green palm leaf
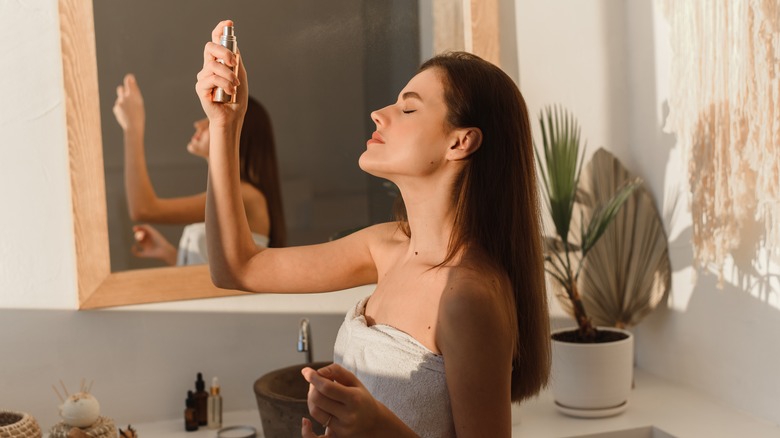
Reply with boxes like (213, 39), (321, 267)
(535, 105), (586, 246)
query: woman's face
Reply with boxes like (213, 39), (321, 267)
(187, 118), (210, 159)
(359, 68), (454, 180)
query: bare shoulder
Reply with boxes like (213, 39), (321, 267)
(239, 181), (267, 206)
(349, 221), (408, 248)
(438, 257), (514, 346)
(239, 182), (269, 233)
(441, 266), (506, 318)
(337, 222), (408, 271)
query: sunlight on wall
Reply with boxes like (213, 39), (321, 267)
(655, 0), (780, 312)
(660, 0), (780, 281)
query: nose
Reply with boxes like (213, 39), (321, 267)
(370, 106), (388, 127)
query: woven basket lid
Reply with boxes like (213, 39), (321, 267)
(0, 411), (42, 438)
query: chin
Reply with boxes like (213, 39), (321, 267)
(358, 152), (389, 179)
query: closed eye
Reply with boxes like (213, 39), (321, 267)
(402, 109), (416, 114)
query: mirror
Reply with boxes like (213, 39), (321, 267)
(93, 1), (420, 272)
(60, 0), (499, 309)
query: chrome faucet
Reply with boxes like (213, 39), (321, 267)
(298, 318), (312, 364)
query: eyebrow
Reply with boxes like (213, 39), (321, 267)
(402, 91), (423, 102)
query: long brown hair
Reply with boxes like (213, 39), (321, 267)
(239, 96), (286, 247)
(396, 52), (550, 402)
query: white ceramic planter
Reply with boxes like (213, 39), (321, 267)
(551, 327), (634, 417)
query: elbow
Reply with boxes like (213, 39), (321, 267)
(209, 264), (249, 291)
(128, 205), (151, 222)
(127, 197), (160, 222)
(210, 270), (240, 290)
(209, 249), (262, 291)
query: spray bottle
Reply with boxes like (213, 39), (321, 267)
(213, 25), (238, 104)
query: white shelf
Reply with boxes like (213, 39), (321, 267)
(116, 410), (264, 438)
(511, 368), (780, 437)
(116, 369), (778, 437)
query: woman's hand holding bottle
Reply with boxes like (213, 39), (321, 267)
(131, 224), (177, 266)
(195, 20), (247, 131)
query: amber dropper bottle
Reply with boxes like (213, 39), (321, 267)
(193, 372), (209, 426)
(184, 390), (198, 431)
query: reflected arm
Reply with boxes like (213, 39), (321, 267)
(113, 73), (207, 224)
(122, 128), (207, 224)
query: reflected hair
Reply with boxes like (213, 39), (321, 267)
(239, 96), (286, 247)
(395, 52), (550, 402)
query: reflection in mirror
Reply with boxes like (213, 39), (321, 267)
(94, 1), (420, 272)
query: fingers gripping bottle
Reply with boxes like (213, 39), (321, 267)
(213, 25), (238, 103)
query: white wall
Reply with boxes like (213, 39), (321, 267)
(0, 0), (76, 309)
(516, 0), (633, 170)
(516, 0), (780, 427)
(625, 0), (780, 426)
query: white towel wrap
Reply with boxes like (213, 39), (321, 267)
(333, 296), (455, 438)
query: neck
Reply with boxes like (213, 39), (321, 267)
(396, 177), (460, 264)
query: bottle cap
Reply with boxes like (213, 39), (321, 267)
(186, 390), (196, 407)
(196, 372), (205, 391)
(210, 376), (221, 396)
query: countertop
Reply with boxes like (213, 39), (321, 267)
(115, 369), (779, 438)
(108, 284), (375, 313)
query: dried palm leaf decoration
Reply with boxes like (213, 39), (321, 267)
(557, 148), (671, 328)
(659, 0), (780, 280)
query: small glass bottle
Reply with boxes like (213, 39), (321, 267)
(207, 376), (223, 429)
(194, 373), (209, 426)
(184, 390), (198, 431)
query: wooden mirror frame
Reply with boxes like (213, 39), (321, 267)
(60, 0), (249, 309)
(59, 0), (499, 309)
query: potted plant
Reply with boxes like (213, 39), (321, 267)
(573, 148), (671, 330)
(535, 105), (641, 417)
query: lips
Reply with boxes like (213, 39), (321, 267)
(368, 131), (385, 145)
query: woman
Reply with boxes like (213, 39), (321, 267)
(112, 75), (285, 265)
(197, 20), (549, 437)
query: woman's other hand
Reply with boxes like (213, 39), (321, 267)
(113, 73), (146, 133)
(195, 19), (248, 129)
(301, 364), (383, 437)
(131, 224), (177, 266)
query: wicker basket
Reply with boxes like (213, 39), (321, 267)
(0, 411), (42, 438)
(49, 416), (116, 438)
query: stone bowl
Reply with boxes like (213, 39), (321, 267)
(254, 362), (331, 438)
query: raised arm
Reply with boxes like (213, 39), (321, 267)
(195, 20), (378, 293)
(113, 73), (208, 224)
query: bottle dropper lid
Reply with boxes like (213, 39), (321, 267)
(210, 376), (220, 396)
(196, 372), (205, 391)
(186, 390), (196, 407)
